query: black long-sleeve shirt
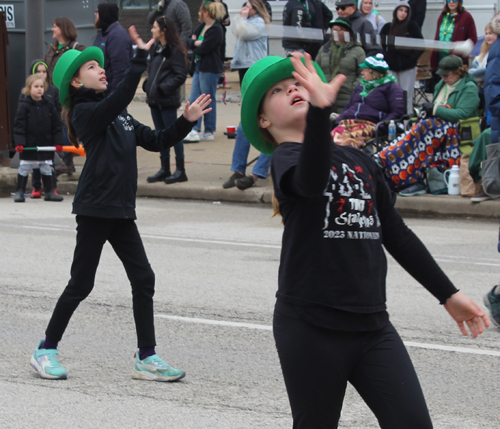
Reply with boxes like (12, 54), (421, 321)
(271, 104), (458, 331)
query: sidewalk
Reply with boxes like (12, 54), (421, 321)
(1, 71), (499, 219)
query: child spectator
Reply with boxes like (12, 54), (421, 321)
(13, 74), (64, 203)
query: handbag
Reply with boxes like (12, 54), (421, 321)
(426, 166), (448, 195)
(481, 143), (500, 197)
(458, 117), (481, 156)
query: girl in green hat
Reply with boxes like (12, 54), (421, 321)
(30, 26), (212, 382)
(243, 52), (489, 428)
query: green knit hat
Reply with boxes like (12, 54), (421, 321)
(240, 56), (326, 156)
(52, 47), (104, 107)
(359, 53), (390, 73)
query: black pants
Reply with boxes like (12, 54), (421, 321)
(46, 215), (156, 348)
(273, 308), (433, 429)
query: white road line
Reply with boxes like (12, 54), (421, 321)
(155, 314), (500, 357)
(18, 225), (72, 232)
(142, 234), (281, 249)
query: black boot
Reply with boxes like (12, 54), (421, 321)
(164, 158), (188, 184)
(42, 174), (63, 201)
(14, 174), (28, 203)
(147, 157), (171, 183)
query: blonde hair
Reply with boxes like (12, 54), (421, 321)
(248, 0), (271, 24)
(478, 23), (494, 62)
(200, 1), (226, 21)
(24, 74), (48, 95)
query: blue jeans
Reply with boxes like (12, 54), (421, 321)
(231, 123), (271, 179)
(150, 107), (184, 160)
(189, 63), (220, 133)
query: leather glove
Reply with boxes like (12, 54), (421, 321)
(422, 102), (434, 118)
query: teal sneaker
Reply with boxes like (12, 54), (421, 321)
(30, 339), (68, 380)
(132, 353), (185, 382)
(484, 286), (500, 327)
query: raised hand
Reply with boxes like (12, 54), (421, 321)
(128, 26), (155, 51)
(444, 291), (490, 338)
(183, 94), (212, 122)
(290, 52), (346, 109)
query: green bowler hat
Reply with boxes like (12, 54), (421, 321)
(52, 47), (104, 107)
(241, 56), (326, 156)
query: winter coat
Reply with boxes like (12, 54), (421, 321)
(315, 40), (366, 113)
(485, 38), (500, 144)
(147, 0), (192, 45)
(380, 5), (423, 72)
(186, 22), (224, 74)
(231, 15), (268, 70)
(282, 0), (313, 52)
(347, 9), (381, 56)
(94, 21), (134, 93)
(143, 43), (187, 109)
(336, 81), (406, 125)
(433, 74), (479, 123)
(14, 95), (63, 161)
(70, 50), (195, 219)
(44, 40), (85, 86)
(357, 0), (387, 34)
(430, 10), (477, 70)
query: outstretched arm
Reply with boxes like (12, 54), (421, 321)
(444, 292), (490, 338)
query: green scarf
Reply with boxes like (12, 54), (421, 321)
(329, 42), (348, 78)
(359, 73), (396, 97)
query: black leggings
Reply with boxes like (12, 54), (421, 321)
(46, 215), (156, 348)
(273, 308), (433, 429)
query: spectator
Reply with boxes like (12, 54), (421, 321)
(408, 0), (426, 29)
(375, 55), (479, 196)
(184, 1), (226, 142)
(430, 0), (477, 72)
(358, 0), (386, 34)
(93, 2), (133, 94)
(282, 0), (314, 56)
(485, 13), (500, 145)
(44, 17), (85, 86)
(315, 18), (365, 114)
(335, 0), (381, 56)
(148, 0), (192, 45)
(333, 53), (405, 146)
(380, 1), (423, 115)
(308, 0), (333, 59)
(223, 0), (271, 191)
(215, 0), (230, 62)
(144, 16), (189, 184)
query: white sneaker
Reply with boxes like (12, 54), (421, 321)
(184, 130), (200, 142)
(201, 132), (214, 141)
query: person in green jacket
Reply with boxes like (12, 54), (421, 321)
(375, 55), (479, 196)
(315, 18), (365, 115)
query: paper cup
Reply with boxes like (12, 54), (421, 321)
(227, 125), (236, 134)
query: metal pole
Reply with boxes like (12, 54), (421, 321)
(25, 0), (45, 71)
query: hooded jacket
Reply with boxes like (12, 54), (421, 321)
(93, 3), (133, 93)
(346, 8), (381, 56)
(231, 15), (269, 70)
(357, 0), (386, 34)
(147, 0), (192, 45)
(433, 73), (479, 122)
(282, 0), (314, 52)
(336, 80), (406, 125)
(14, 95), (63, 161)
(70, 49), (196, 219)
(143, 42), (187, 109)
(484, 15), (500, 143)
(315, 39), (366, 113)
(380, 2), (423, 72)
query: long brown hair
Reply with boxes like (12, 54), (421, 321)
(442, 1), (464, 14)
(53, 17), (78, 42)
(155, 15), (189, 65)
(62, 70), (80, 148)
(390, 5), (409, 37)
(248, 0), (271, 24)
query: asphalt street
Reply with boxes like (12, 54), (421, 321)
(0, 197), (499, 428)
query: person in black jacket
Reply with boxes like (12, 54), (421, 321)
(29, 27), (212, 381)
(408, 0), (426, 29)
(380, 1), (423, 114)
(184, 1), (226, 142)
(13, 74), (63, 203)
(282, 0), (314, 55)
(144, 16), (189, 184)
(20, 60), (63, 199)
(240, 53), (489, 428)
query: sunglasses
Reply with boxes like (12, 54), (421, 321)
(336, 6), (347, 10)
(446, 0), (458, 3)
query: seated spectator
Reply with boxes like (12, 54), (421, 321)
(375, 55), (479, 196)
(380, 1), (424, 115)
(358, 0), (386, 34)
(315, 18), (365, 114)
(332, 54), (405, 147)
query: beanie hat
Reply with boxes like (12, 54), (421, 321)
(359, 53), (389, 72)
